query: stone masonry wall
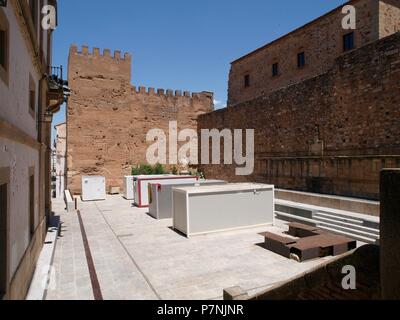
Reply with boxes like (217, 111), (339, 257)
(249, 245), (380, 300)
(198, 33), (400, 200)
(228, 0), (400, 107)
(380, 0), (400, 37)
(67, 45), (214, 194)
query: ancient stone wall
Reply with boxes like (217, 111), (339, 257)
(379, 0), (400, 37)
(198, 33), (400, 200)
(228, 0), (400, 106)
(248, 245), (381, 300)
(67, 45), (214, 194)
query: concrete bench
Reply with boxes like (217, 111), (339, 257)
(288, 222), (322, 238)
(64, 190), (75, 212)
(260, 223), (357, 262)
(259, 232), (297, 258)
(291, 234), (357, 261)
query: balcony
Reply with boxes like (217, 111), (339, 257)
(47, 65), (70, 114)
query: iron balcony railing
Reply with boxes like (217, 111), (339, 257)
(48, 65), (70, 102)
(48, 65), (64, 83)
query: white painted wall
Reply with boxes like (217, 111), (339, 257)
(55, 124), (66, 198)
(0, 5), (40, 139)
(55, 176), (64, 199)
(0, 2), (51, 284)
(0, 139), (39, 280)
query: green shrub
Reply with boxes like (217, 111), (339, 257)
(153, 163), (166, 174)
(131, 163), (166, 175)
(143, 164), (155, 175)
(171, 165), (178, 175)
(131, 165), (141, 176)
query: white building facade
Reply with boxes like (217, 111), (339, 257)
(0, 0), (63, 300)
(54, 122), (66, 199)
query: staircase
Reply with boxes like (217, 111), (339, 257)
(275, 199), (380, 244)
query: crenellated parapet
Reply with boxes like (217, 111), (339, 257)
(69, 44), (132, 62)
(68, 45), (132, 83)
(68, 45), (214, 106)
(130, 86), (213, 100)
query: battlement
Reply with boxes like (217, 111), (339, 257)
(69, 45), (132, 82)
(68, 45), (214, 102)
(69, 44), (132, 62)
(130, 86), (214, 99)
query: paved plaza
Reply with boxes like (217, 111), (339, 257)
(46, 196), (334, 300)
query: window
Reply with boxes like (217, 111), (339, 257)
(0, 183), (7, 299)
(29, 90), (35, 112)
(244, 74), (250, 88)
(29, 75), (36, 117)
(0, 8), (9, 85)
(0, 168), (9, 299)
(272, 63), (279, 77)
(343, 32), (355, 51)
(0, 29), (5, 69)
(29, 0), (38, 28)
(297, 52), (305, 68)
(29, 172), (35, 239)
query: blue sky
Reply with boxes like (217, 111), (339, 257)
(51, 0), (347, 139)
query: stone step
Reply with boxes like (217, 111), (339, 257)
(317, 220), (379, 240)
(275, 211), (317, 226)
(313, 215), (380, 236)
(276, 199), (379, 224)
(314, 211), (364, 225)
(317, 225), (378, 244)
(275, 211), (379, 244)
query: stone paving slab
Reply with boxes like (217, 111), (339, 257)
(46, 199), (93, 300)
(46, 195), (337, 300)
(26, 216), (60, 300)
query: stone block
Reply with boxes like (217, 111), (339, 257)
(223, 286), (249, 300)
